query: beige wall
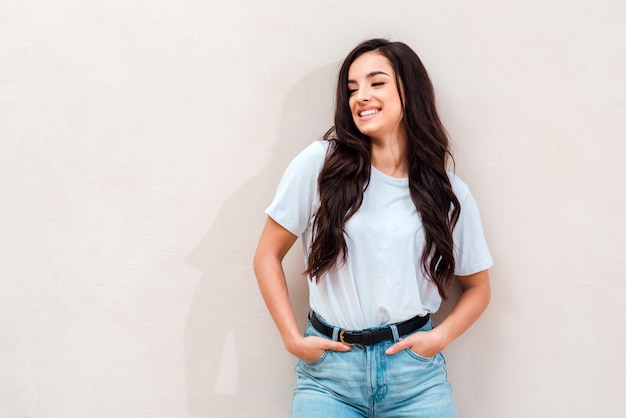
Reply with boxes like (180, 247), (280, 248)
(2, 1), (625, 417)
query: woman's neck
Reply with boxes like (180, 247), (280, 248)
(370, 132), (408, 178)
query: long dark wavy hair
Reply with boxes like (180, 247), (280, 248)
(305, 38), (460, 300)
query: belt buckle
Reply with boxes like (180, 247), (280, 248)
(339, 329), (354, 346)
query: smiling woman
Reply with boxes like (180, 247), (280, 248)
(347, 54), (405, 150)
(253, 38), (493, 418)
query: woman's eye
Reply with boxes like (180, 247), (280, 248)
(372, 82), (384, 87)
(348, 88), (357, 95)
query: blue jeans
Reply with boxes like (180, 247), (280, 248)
(291, 317), (458, 418)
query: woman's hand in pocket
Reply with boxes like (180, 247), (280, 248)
(385, 328), (448, 358)
(287, 335), (351, 362)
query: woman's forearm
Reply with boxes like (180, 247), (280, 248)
(435, 269), (491, 349)
(253, 253), (302, 350)
(253, 217), (303, 352)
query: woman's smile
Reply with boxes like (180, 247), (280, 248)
(358, 107), (381, 119)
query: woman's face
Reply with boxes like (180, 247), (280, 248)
(347, 51), (404, 143)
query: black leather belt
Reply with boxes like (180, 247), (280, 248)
(309, 311), (430, 346)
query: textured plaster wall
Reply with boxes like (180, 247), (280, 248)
(1, 1), (625, 417)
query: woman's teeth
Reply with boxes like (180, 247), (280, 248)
(359, 109), (379, 117)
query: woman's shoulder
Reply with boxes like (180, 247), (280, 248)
(280, 140), (330, 180)
(288, 140), (330, 169)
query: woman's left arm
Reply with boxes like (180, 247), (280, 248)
(386, 269), (491, 357)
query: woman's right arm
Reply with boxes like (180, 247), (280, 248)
(253, 216), (350, 361)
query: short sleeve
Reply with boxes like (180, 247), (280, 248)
(450, 176), (494, 276)
(265, 141), (328, 236)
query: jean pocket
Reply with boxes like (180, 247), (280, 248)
(302, 349), (330, 366)
(404, 348), (437, 362)
(301, 323), (332, 365)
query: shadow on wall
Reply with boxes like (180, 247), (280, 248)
(184, 63), (338, 417)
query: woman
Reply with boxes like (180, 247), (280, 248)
(253, 38), (493, 417)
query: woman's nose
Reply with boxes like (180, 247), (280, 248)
(356, 88), (371, 102)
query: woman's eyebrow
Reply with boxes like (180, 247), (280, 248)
(347, 71), (391, 84)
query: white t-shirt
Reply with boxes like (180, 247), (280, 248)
(266, 140), (493, 330)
